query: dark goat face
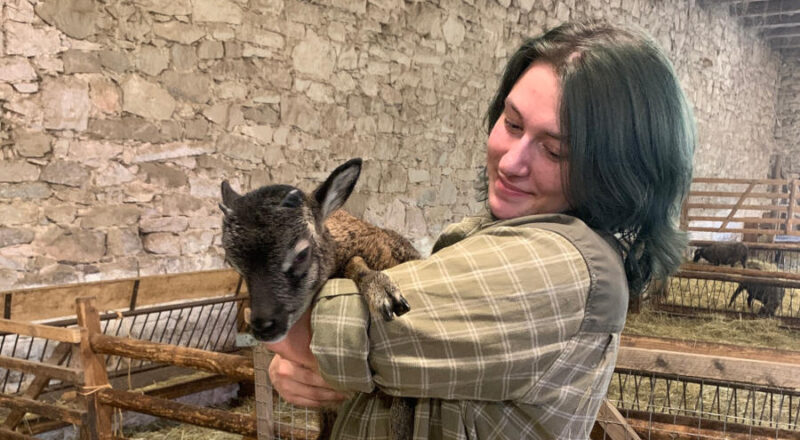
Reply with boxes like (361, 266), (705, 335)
(218, 159), (362, 342)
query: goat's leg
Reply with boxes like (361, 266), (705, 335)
(345, 256), (410, 321)
(389, 396), (416, 440)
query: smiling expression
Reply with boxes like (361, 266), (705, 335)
(487, 62), (571, 220)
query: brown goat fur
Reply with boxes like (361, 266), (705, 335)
(220, 158), (417, 440)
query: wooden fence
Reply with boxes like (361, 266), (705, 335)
(0, 296), (258, 439)
(681, 178), (800, 239)
(0, 285), (796, 439)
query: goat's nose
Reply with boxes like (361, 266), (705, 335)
(250, 317), (275, 333)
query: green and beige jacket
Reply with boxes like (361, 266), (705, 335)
(310, 213), (629, 439)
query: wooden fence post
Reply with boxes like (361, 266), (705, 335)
(76, 297), (112, 440)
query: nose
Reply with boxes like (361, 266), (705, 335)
(250, 317), (276, 333)
(497, 139), (531, 178)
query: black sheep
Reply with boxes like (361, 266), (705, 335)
(692, 242), (748, 268)
(728, 282), (784, 317)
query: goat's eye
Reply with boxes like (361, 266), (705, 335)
(293, 248), (309, 266)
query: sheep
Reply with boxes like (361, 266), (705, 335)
(219, 158), (416, 440)
(692, 242), (748, 268)
(728, 282), (785, 317)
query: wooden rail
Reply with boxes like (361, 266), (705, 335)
(0, 319), (81, 342)
(96, 388), (257, 437)
(674, 262), (800, 289)
(89, 333), (255, 381)
(681, 177), (800, 238)
(617, 335), (800, 389)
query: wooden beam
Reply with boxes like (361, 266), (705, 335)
(730, 0), (800, 17)
(594, 400), (641, 440)
(75, 297), (112, 440)
(0, 355), (83, 384)
(620, 334), (800, 364)
(2, 341), (73, 430)
(96, 388), (257, 437)
(771, 36), (800, 47)
(762, 25), (800, 38)
(692, 177), (789, 185)
(680, 262), (800, 280)
(622, 408), (800, 439)
(0, 394), (84, 425)
(0, 427), (38, 440)
(615, 346), (800, 389)
(0, 319), (81, 343)
(690, 239), (800, 251)
(675, 269), (800, 289)
(685, 202), (788, 212)
(89, 333), (255, 381)
(688, 189), (791, 199)
(742, 12), (800, 28)
(1, 269), (241, 323)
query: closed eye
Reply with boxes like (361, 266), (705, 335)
(293, 248), (308, 266)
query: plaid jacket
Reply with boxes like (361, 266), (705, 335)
(310, 213), (629, 439)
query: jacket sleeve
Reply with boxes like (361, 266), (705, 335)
(310, 225), (592, 401)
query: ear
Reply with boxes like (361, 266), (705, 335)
(280, 189), (304, 208)
(312, 158), (362, 220)
(220, 180), (240, 217)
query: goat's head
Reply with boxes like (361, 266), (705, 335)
(219, 158), (362, 342)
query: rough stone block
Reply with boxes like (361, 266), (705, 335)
(4, 21), (62, 57)
(34, 0), (97, 39)
(15, 131), (52, 158)
(0, 57), (37, 83)
(193, 0), (243, 23)
(198, 40), (224, 59)
(136, 45), (170, 76)
(0, 160), (40, 183)
(161, 71), (211, 103)
(41, 160), (90, 187)
(152, 21), (206, 44)
(121, 75), (176, 120)
(44, 228), (106, 263)
(62, 50), (101, 73)
(41, 77), (90, 130)
(0, 228), (35, 248)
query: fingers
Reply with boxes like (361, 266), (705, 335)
(269, 354), (347, 408)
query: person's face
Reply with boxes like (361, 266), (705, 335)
(487, 62), (570, 220)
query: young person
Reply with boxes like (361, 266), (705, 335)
(266, 19), (695, 439)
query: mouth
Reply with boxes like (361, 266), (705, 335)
(251, 328), (288, 343)
(495, 176), (531, 197)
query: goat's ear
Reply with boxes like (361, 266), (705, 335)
(313, 158), (362, 220)
(280, 189), (304, 208)
(220, 180), (240, 217)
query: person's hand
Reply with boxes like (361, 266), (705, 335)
(263, 308), (316, 368)
(269, 353), (347, 408)
(263, 308), (347, 408)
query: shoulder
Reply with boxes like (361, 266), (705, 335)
(480, 214), (629, 333)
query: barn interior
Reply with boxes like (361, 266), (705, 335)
(0, 0), (799, 438)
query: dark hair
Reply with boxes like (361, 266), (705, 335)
(482, 20), (696, 296)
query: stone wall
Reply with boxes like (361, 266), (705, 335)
(776, 58), (800, 176)
(0, 0), (789, 290)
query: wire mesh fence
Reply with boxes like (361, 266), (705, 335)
(0, 295), (246, 396)
(254, 343), (320, 440)
(604, 369), (800, 439)
(653, 275), (800, 321)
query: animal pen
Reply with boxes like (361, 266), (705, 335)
(0, 178), (799, 440)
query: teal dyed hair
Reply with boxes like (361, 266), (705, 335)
(483, 20), (696, 295)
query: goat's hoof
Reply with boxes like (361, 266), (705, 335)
(393, 296), (410, 316)
(380, 300), (395, 322)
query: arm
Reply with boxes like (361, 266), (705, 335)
(311, 225), (592, 401)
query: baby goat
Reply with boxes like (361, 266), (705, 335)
(693, 242), (748, 268)
(219, 158), (417, 440)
